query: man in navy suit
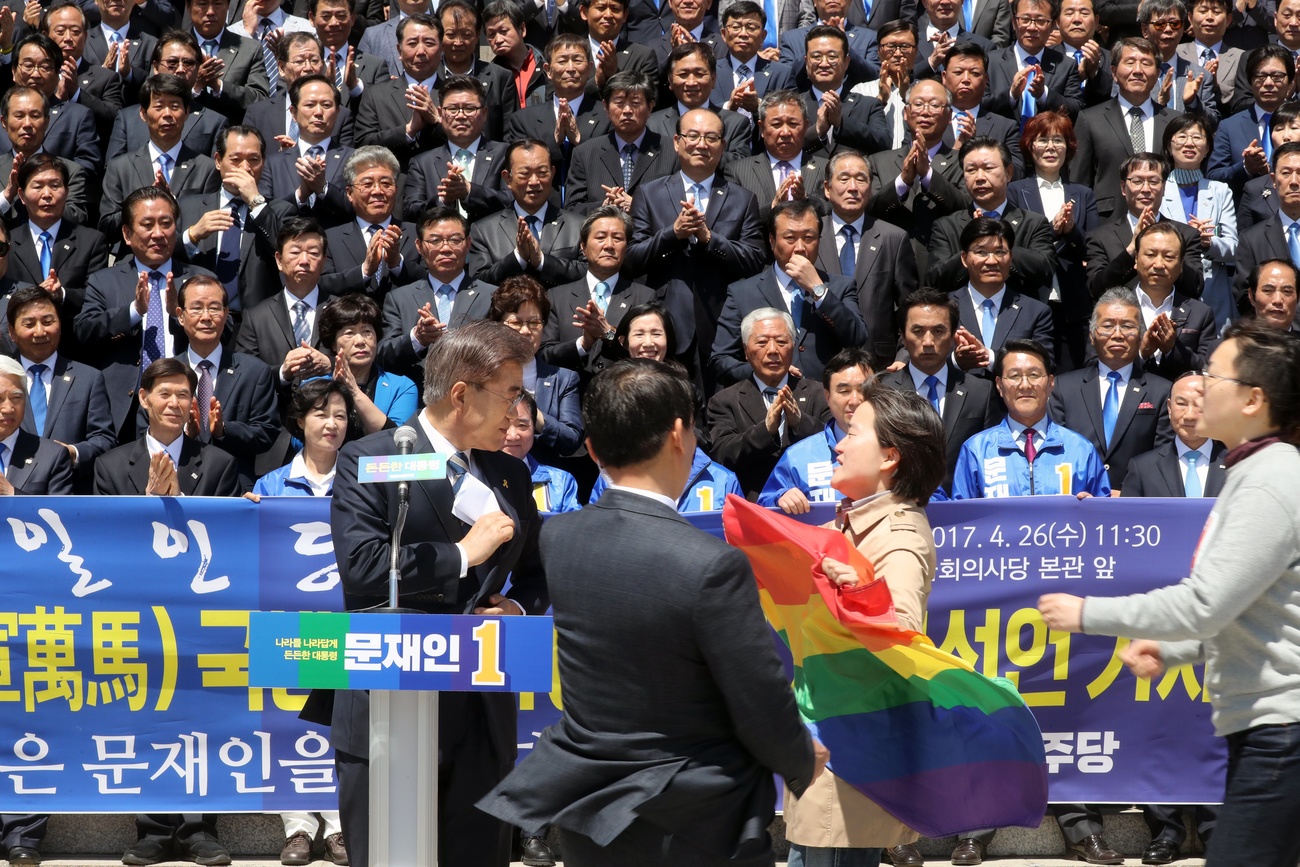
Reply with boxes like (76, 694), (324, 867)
(1208, 45), (1291, 193)
(1129, 220), (1219, 380)
(779, 0), (881, 83)
(1234, 142), (1300, 308)
(1047, 288), (1173, 490)
(625, 107), (767, 389)
(984, 0), (1084, 120)
(713, 1), (798, 113)
(0, 355), (73, 497)
(259, 74), (355, 227)
(2, 34), (103, 175)
(711, 198), (866, 386)
(647, 42), (755, 164)
(1121, 371), (1227, 497)
(940, 43), (1025, 176)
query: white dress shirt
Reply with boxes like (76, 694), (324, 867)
(831, 212), (865, 265)
(415, 410), (473, 579)
(1117, 95), (1155, 152)
(413, 271), (466, 349)
(679, 172), (714, 212)
(607, 483), (679, 510)
(146, 430), (185, 469)
(1175, 437), (1213, 491)
(1097, 360), (1134, 412)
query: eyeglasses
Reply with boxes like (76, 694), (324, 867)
(679, 131), (723, 144)
(907, 100), (949, 113)
(966, 247), (1010, 259)
(1144, 17), (1183, 29)
(159, 57), (199, 70)
(1123, 176), (1164, 188)
(503, 317), (545, 331)
(1032, 135), (1068, 148)
(349, 178), (396, 191)
(184, 304), (226, 317)
(807, 50), (844, 62)
(440, 104), (482, 116)
(0, 241), (12, 256)
(1170, 133), (1208, 145)
(421, 234), (466, 248)
(1015, 15), (1052, 25)
(1001, 371), (1049, 384)
(1197, 367), (1255, 388)
(1094, 323), (1140, 336)
(472, 382), (526, 408)
(879, 41), (917, 54)
(1253, 72), (1290, 83)
(16, 62), (56, 74)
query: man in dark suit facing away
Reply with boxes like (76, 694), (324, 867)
(328, 320), (549, 867)
(1122, 371), (1226, 497)
(479, 358), (825, 867)
(1047, 288), (1173, 491)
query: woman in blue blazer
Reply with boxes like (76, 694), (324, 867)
(487, 276), (585, 468)
(1161, 113), (1239, 333)
(1006, 111), (1100, 372)
(317, 294), (420, 440)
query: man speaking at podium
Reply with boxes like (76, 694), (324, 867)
(327, 320), (548, 867)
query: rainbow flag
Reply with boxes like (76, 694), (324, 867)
(722, 495), (1048, 837)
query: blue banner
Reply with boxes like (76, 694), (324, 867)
(0, 495), (1225, 812)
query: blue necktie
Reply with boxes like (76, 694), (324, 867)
(1287, 223), (1300, 267)
(292, 299), (310, 345)
(839, 224), (857, 276)
(27, 363), (47, 435)
(436, 283), (455, 324)
(1020, 56), (1039, 128)
(789, 286), (804, 331)
(980, 298), (996, 346)
(961, 0), (973, 29)
(1102, 370), (1122, 446)
(0, 443), (7, 475)
(924, 374), (941, 414)
(1183, 451), (1202, 498)
(1074, 48), (1085, 91)
(144, 271), (165, 363)
(1263, 111), (1274, 164)
(762, 0), (777, 49)
(621, 142), (637, 190)
(594, 281), (610, 313)
(447, 450), (469, 494)
(38, 230), (52, 279)
(157, 152), (172, 184)
(525, 215), (541, 240)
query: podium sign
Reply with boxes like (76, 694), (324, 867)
(247, 612), (554, 692)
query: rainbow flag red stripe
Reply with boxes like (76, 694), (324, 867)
(722, 495), (1048, 837)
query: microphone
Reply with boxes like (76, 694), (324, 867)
(393, 425), (418, 506)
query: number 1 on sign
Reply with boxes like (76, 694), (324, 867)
(472, 621), (506, 686)
(1055, 463), (1073, 496)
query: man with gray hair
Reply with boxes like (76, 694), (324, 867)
(707, 303), (832, 498)
(1048, 286), (1174, 491)
(723, 89), (829, 226)
(322, 145), (425, 295)
(324, 318), (549, 867)
(0, 354), (73, 496)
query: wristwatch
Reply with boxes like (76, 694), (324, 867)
(601, 328), (617, 342)
(248, 194), (267, 208)
(809, 282), (830, 302)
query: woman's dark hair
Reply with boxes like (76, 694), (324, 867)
(1219, 319), (1300, 442)
(1020, 110), (1077, 174)
(615, 301), (677, 356)
(859, 382), (946, 506)
(1270, 103), (1300, 137)
(488, 275), (552, 324)
(317, 293), (380, 354)
(287, 378), (356, 440)
(584, 359), (695, 468)
(1161, 112), (1216, 171)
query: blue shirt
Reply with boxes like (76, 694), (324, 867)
(526, 455), (581, 514)
(951, 417), (1111, 499)
(590, 447), (743, 513)
(756, 422), (843, 507)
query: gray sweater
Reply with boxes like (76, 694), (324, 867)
(1084, 441), (1300, 737)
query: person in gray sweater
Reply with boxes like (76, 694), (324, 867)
(1038, 319), (1300, 867)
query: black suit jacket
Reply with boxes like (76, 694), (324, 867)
(476, 488), (814, 858)
(1234, 213), (1292, 312)
(815, 213), (918, 365)
(1120, 440), (1227, 497)
(178, 194), (298, 310)
(260, 145), (355, 227)
(795, 88), (889, 157)
(100, 145), (219, 240)
(353, 77), (446, 167)
(83, 24), (158, 103)
(868, 142), (970, 277)
(1047, 362), (1174, 489)
(106, 103), (231, 163)
(710, 269), (867, 387)
(706, 374), (832, 498)
(16, 354), (117, 473)
(927, 205), (1058, 300)
(504, 92), (612, 171)
(402, 139), (510, 223)
(321, 219), (425, 297)
(232, 291), (331, 374)
(176, 347), (280, 488)
(648, 103), (755, 164)
(467, 206), (585, 288)
(1006, 178), (1100, 328)
(984, 45), (1084, 120)
(722, 151), (829, 227)
(451, 56), (519, 143)
(879, 364), (1003, 493)
(190, 29), (271, 122)
(7, 220), (110, 357)
(538, 275), (657, 377)
(72, 60), (126, 142)
(241, 91), (353, 152)
(1084, 215), (1204, 300)
(913, 21), (994, 80)
(6, 430), (74, 494)
(1072, 99), (1175, 219)
(1237, 174), (1278, 238)
(940, 111), (1025, 178)
(0, 154), (90, 229)
(376, 275), (496, 383)
(955, 285), (1056, 363)
(565, 130), (680, 214)
(93, 435), (241, 495)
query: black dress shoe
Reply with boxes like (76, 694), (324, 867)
(520, 835), (556, 867)
(7, 846), (41, 866)
(1142, 840), (1180, 865)
(122, 839), (173, 866)
(884, 843), (925, 867)
(177, 838), (232, 866)
(1068, 834), (1124, 865)
(951, 837), (986, 866)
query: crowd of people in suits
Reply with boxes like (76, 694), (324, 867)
(0, 0), (1296, 858)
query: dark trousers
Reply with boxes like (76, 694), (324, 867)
(0, 814), (46, 849)
(559, 821), (775, 867)
(135, 813), (219, 844)
(1205, 723), (1300, 867)
(1143, 805), (1217, 846)
(336, 693), (512, 867)
(1052, 804), (1105, 845)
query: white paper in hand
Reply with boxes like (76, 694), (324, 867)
(453, 471), (502, 524)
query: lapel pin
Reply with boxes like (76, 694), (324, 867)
(191, 472), (199, 479)
(869, 245), (877, 251)
(24, 458), (32, 466)
(502, 479), (509, 488)
(62, 375), (70, 382)
(62, 243), (70, 251)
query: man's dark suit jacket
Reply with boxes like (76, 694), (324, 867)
(232, 291), (330, 374)
(1207, 105), (1267, 192)
(1237, 174), (1277, 237)
(538, 275), (656, 378)
(815, 212), (918, 366)
(722, 150), (829, 227)
(961, 0), (1014, 45)
(796, 88), (890, 157)
(591, 38), (660, 85)
(83, 24), (158, 102)
(376, 276), (496, 383)
(402, 139), (510, 223)
(1047, 362), (1174, 489)
(177, 194), (298, 311)
(321, 219), (425, 297)
(927, 205), (1058, 300)
(868, 142), (970, 278)
(912, 21), (994, 80)
(477, 488), (814, 860)
(984, 45), (1084, 120)
(353, 77), (447, 167)
(16, 354), (117, 477)
(879, 364), (1003, 492)
(93, 434), (242, 495)
(1072, 99), (1175, 219)
(260, 145), (355, 227)
(955, 285), (1056, 363)
(564, 130), (680, 214)
(624, 0), (676, 43)
(0, 101), (102, 175)
(177, 347), (279, 488)
(649, 20), (723, 84)
(467, 206), (585, 288)
(710, 55), (797, 109)
(6, 430), (74, 494)
(1084, 215), (1204, 300)
(447, 57), (518, 143)
(241, 90), (354, 152)
(106, 103), (230, 163)
(707, 373), (832, 499)
(779, 23), (880, 83)
(1121, 440), (1227, 497)
(100, 145), (219, 239)
(710, 270), (867, 387)
(503, 91), (612, 170)
(625, 173), (766, 368)
(0, 154), (90, 228)
(189, 29), (271, 122)
(1234, 213), (1292, 312)
(71, 60), (125, 141)
(844, 0), (915, 29)
(940, 110), (1025, 178)
(6, 220), (110, 355)
(1138, 293), (1219, 381)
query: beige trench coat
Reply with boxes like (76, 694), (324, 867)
(783, 490), (938, 849)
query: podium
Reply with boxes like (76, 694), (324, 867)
(249, 611), (554, 867)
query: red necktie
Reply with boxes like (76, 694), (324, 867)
(1024, 428), (1037, 463)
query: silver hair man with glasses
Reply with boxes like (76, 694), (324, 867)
(1047, 286), (1174, 491)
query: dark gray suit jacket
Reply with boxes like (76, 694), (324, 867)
(177, 193), (298, 310)
(321, 219), (425, 297)
(927, 205), (1058, 300)
(538, 275), (657, 377)
(190, 28), (272, 122)
(6, 430), (74, 494)
(100, 145), (219, 239)
(83, 24), (158, 102)
(1233, 213), (1291, 311)
(232, 290), (330, 374)
(1072, 99), (1175, 219)
(1120, 440), (1227, 497)
(0, 101), (102, 175)
(376, 275), (495, 382)
(241, 90), (354, 151)
(722, 150), (828, 226)
(93, 435), (242, 495)
(648, 103), (754, 164)
(16, 353), (117, 470)
(0, 154), (89, 228)
(174, 347), (279, 487)
(259, 145), (355, 227)
(868, 142), (970, 278)
(503, 92), (611, 169)
(353, 76), (446, 167)
(106, 104), (230, 163)
(565, 130), (679, 215)
(402, 139), (510, 223)
(984, 45), (1084, 120)
(1084, 215), (1204, 300)
(467, 205), (585, 288)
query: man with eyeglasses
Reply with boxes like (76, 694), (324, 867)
(1121, 372), (1226, 497)
(648, 42), (756, 164)
(1084, 153), (1204, 299)
(939, 42), (1024, 175)
(403, 75), (510, 222)
(321, 146), (424, 296)
(713, 1), (798, 115)
(984, 0), (1083, 122)
(1137, 0), (1219, 118)
(41, 0), (125, 145)
(4, 34), (103, 176)
(1247, 258), (1300, 332)
(779, 0), (880, 84)
(566, 71), (677, 214)
(467, 138), (585, 287)
(952, 337), (1110, 498)
(1209, 45), (1293, 193)
(447, 1), (520, 142)
(850, 19), (917, 150)
(106, 32), (232, 162)
(794, 26), (890, 156)
(258, 73), (356, 228)
(377, 206), (495, 383)
(1047, 286), (1173, 491)
(1234, 143), (1300, 308)
(0, 88), (91, 229)
(186, 0), (273, 125)
(723, 88), (828, 226)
